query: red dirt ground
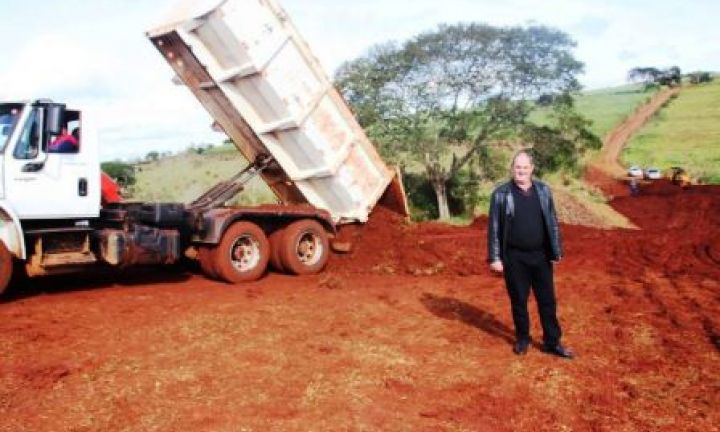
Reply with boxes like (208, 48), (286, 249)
(1, 179), (718, 432)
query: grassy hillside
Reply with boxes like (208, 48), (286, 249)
(622, 80), (720, 183)
(574, 84), (658, 138)
(530, 84), (657, 138)
(128, 145), (277, 205)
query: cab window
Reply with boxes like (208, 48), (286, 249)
(0, 104), (21, 152)
(14, 109), (41, 160)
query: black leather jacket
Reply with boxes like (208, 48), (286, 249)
(487, 180), (562, 263)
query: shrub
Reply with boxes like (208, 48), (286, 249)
(101, 161), (136, 186)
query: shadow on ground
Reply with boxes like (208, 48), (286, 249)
(420, 292), (515, 345)
(3, 264), (195, 302)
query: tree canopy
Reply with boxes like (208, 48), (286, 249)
(628, 66), (682, 88)
(336, 23), (593, 219)
(101, 161), (136, 187)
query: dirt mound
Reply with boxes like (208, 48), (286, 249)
(609, 181), (720, 278)
(330, 180), (720, 281)
(330, 207), (483, 276)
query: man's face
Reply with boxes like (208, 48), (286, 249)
(512, 153), (534, 185)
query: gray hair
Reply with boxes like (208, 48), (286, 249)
(510, 149), (535, 167)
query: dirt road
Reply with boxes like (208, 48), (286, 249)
(593, 87), (681, 178)
(1, 180), (718, 431)
(585, 87), (682, 201)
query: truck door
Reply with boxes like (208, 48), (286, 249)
(4, 104), (99, 219)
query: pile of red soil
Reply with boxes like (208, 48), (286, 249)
(609, 180), (720, 278)
(329, 207), (485, 276)
(330, 180), (720, 282)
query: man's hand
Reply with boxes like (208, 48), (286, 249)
(490, 260), (504, 274)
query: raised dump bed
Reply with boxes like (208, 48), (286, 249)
(147, 0), (404, 223)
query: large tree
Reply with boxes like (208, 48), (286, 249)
(628, 66), (682, 88)
(336, 23), (584, 219)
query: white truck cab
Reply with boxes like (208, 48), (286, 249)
(0, 100), (100, 223)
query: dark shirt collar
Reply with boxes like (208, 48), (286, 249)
(511, 180), (534, 195)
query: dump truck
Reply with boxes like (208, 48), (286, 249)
(0, 0), (406, 295)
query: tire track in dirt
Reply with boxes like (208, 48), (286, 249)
(602, 184), (720, 358)
(668, 277), (720, 350)
(585, 84), (720, 350)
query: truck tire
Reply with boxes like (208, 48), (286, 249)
(268, 227), (286, 273)
(197, 246), (218, 280)
(212, 221), (270, 283)
(0, 241), (13, 296)
(279, 219), (329, 275)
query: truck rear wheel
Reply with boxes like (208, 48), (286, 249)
(197, 246), (218, 280)
(212, 222), (270, 283)
(279, 219), (329, 275)
(0, 241), (12, 296)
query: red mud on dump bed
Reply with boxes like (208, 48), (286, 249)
(0, 179), (718, 431)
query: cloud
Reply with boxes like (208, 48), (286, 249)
(0, 33), (122, 101)
(617, 50), (639, 61)
(0, 30), (224, 162)
(572, 16), (610, 38)
(88, 86), (223, 162)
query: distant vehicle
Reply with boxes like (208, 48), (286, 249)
(627, 165), (643, 177)
(644, 167), (662, 180)
(669, 166), (691, 187)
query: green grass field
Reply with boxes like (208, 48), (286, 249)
(128, 148), (277, 205)
(622, 80), (720, 183)
(529, 84), (657, 138)
(574, 84), (658, 138)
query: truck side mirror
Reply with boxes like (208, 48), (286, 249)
(45, 104), (65, 135)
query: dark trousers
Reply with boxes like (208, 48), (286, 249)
(503, 248), (562, 346)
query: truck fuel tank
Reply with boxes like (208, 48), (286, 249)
(97, 227), (181, 267)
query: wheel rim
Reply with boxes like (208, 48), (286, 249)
(295, 231), (323, 266)
(229, 235), (261, 272)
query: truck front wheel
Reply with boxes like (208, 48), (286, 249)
(280, 219), (329, 275)
(0, 241), (12, 296)
(212, 222), (270, 283)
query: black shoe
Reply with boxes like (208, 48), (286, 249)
(513, 339), (530, 355)
(542, 344), (575, 359)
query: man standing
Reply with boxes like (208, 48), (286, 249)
(487, 150), (574, 359)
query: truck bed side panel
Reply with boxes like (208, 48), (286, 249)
(148, 0), (395, 223)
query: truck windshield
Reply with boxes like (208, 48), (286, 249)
(0, 104), (22, 152)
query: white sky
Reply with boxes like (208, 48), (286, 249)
(0, 0), (718, 161)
